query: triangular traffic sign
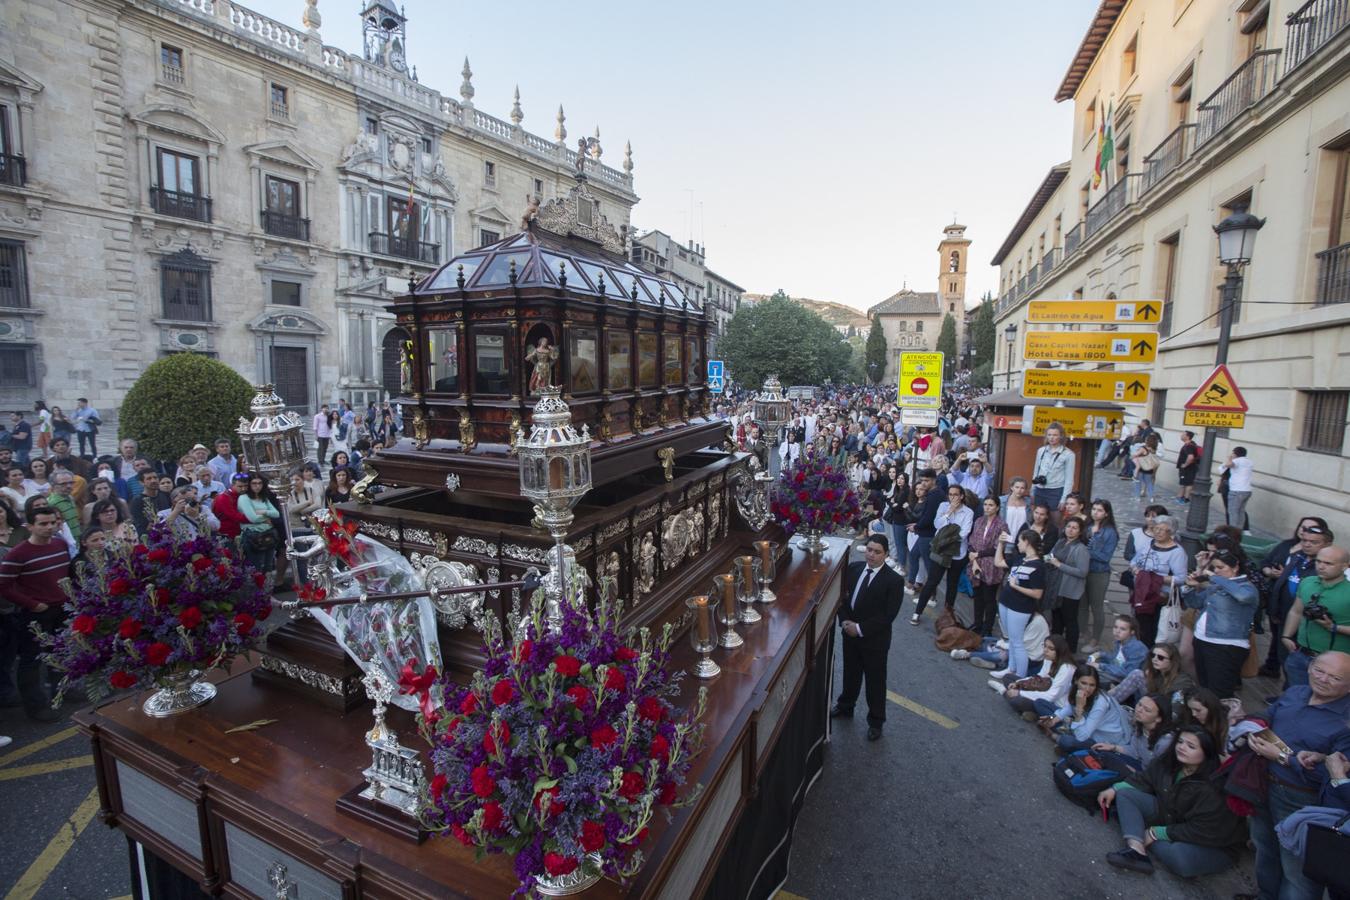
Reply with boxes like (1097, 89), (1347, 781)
(1183, 364), (1248, 413)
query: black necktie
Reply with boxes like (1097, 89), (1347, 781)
(854, 569), (874, 608)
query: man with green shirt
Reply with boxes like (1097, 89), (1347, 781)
(45, 471), (81, 542)
(1283, 545), (1350, 687)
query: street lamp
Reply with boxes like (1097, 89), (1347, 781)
(1183, 210), (1265, 551)
(1003, 322), (1018, 390)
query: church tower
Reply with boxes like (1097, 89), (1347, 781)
(938, 223), (971, 355)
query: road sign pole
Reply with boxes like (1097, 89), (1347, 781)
(1184, 267), (1240, 551)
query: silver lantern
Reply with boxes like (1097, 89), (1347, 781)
(753, 375), (791, 480)
(237, 383), (307, 549)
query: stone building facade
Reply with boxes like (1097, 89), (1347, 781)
(631, 230), (744, 356)
(0, 0), (639, 426)
(868, 224), (971, 382)
(990, 0), (1350, 533)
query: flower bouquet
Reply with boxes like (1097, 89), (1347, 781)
(770, 445), (861, 548)
(408, 569), (705, 897)
(41, 523), (274, 715)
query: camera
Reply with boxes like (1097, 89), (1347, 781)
(1193, 572), (1210, 583)
(1304, 594), (1328, 622)
(1031, 475), (1048, 486)
(187, 500), (198, 508)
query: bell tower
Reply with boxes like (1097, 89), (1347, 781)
(361, 0), (409, 74)
(938, 223), (970, 351)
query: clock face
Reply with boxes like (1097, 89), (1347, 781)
(389, 38), (406, 72)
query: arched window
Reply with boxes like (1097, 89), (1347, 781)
(948, 250), (960, 273)
(916, 321), (924, 333)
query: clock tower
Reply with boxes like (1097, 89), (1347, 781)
(361, 0), (409, 75)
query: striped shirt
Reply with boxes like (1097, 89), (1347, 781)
(0, 539), (72, 611)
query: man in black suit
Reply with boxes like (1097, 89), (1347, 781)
(831, 534), (905, 740)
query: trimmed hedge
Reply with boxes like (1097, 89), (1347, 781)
(118, 354), (256, 462)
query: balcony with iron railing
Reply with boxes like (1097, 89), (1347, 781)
(261, 209), (310, 241)
(1064, 222), (1084, 257)
(1284, 0), (1350, 74)
(1142, 124), (1196, 195)
(0, 153), (25, 188)
(1196, 50), (1281, 146)
(150, 187), (212, 222)
(368, 231), (439, 265)
(1086, 174), (1140, 239)
(1316, 241), (1350, 306)
(1041, 246), (1059, 273)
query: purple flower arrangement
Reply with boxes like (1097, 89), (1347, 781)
(770, 446), (861, 536)
(40, 524), (274, 700)
(411, 585), (705, 896)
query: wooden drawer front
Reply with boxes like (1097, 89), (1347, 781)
(656, 755), (744, 900)
(224, 821), (342, 900)
(814, 569), (842, 648)
(756, 634), (807, 765)
(114, 760), (201, 861)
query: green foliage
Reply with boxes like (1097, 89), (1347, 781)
(721, 294), (855, 387)
(864, 316), (888, 383)
(971, 360), (994, 391)
(936, 313), (958, 375)
(972, 292), (996, 370)
(118, 354), (257, 462)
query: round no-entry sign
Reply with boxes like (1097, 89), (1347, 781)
(911, 377), (929, 395)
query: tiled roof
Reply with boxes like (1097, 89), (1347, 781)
(991, 162), (1071, 265)
(869, 290), (940, 316)
(1056, 0), (1128, 102)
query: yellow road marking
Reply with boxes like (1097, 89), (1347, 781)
(0, 725), (80, 768)
(887, 691), (959, 729)
(3, 786), (101, 900)
(0, 755), (93, 781)
(775, 892), (810, 900)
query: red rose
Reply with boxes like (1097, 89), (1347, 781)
(822, 489), (835, 502)
(483, 721), (510, 754)
(658, 781), (678, 805)
(543, 853), (578, 878)
(192, 556), (212, 572)
(154, 588), (172, 607)
(534, 785), (563, 816)
(233, 613), (256, 635)
(490, 679), (516, 706)
(618, 771), (645, 802)
(590, 724), (618, 749)
(430, 773), (448, 802)
(146, 547), (171, 563)
(109, 670), (136, 689)
(117, 617), (141, 639)
(215, 563), (229, 579)
(795, 471), (805, 485)
(450, 823), (473, 846)
(446, 716), (462, 735)
(637, 696), (665, 723)
(553, 654), (581, 677)
(565, 685), (593, 708)
(253, 572), (266, 587)
(797, 490), (810, 504)
(604, 667), (626, 693)
(649, 734), (670, 760)
(580, 820), (606, 852)
(71, 615), (97, 635)
(132, 544), (148, 556)
(459, 692), (479, 715)
(470, 765), (496, 799)
(108, 578), (132, 596)
(513, 639), (533, 663)
(144, 642), (172, 666)
(481, 800), (504, 832)
(178, 607), (202, 629)
(614, 646), (637, 662)
(788, 512), (801, 525)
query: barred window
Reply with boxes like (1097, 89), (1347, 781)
(160, 248), (212, 322)
(0, 346), (35, 387)
(1302, 391), (1348, 455)
(0, 240), (28, 308)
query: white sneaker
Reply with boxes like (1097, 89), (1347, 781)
(989, 668), (1010, 679)
(0, 735), (10, 748)
(987, 679), (1007, 695)
(995, 639), (1009, 651)
(909, 614), (921, 626)
(950, 649), (970, 660)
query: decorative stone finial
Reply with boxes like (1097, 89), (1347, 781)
(591, 127), (602, 159)
(301, 0), (321, 30)
(510, 85), (523, 126)
(623, 140), (633, 174)
(555, 105), (567, 143)
(460, 57), (474, 102)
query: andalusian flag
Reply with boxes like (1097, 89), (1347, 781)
(401, 178), (416, 238)
(1093, 102), (1115, 189)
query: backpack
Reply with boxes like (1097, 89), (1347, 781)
(1052, 750), (1123, 813)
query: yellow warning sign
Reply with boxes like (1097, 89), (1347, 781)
(1183, 364), (1248, 413)
(1183, 410), (1246, 429)
(898, 351), (944, 410)
(1022, 331), (1157, 364)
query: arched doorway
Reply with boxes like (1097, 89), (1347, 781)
(381, 326), (410, 400)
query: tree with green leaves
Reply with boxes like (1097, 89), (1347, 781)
(721, 293), (855, 387)
(971, 292), (996, 371)
(119, 353), (257, 463)
(864, 316), (887, 384)
(936, 312), (957, 376)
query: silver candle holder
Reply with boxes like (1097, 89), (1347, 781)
(686, 595), (720, 679)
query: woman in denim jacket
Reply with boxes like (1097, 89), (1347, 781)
(1082, 499), (1119, 653)
(1049, 665), (1132, 752)
(1181, 549), (1259, 699)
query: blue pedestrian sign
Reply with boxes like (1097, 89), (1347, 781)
(707, 360), (725, 394)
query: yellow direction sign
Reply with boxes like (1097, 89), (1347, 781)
(1023, 331), (1157, 364)
(1021, 406), (1123, 440)
(1027, 300), (1164, 325)
(1183, 364), (1248, 413)
(898, 351), (944, 409)
(1022, 369), (1151, 404)
(1183, 410), (1246, 429)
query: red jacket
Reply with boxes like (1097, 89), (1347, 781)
(212, 490), (248, 538)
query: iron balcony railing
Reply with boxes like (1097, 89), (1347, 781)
(150, 187), (212, 222)
(1285, 0), (1350, 74)
(1142, 124), (1196, 195)
(1316, 241), (1350, 306)
(1196, 50), (1281, 146)
(1027, 262), (1040, 287)
(1041, 247), (1059, 273)
(261, 209), (310, 241)
(1064, 222), (1084, 257)
(1086, 174), (1140, 239)
(0, 153), (25, 187)
(369, 231), (440, 265)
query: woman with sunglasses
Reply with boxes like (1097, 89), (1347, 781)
(1108, 642), (1194, 712)
(1181, 549), (1259, 699)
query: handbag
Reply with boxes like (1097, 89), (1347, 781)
(1240, 629), (1263, 678)
(1303, 812), (1350, 891)
(1130, 569), (1167, 616)
(1118, 569), (1135, 589)
(1156, 586), (1184, 644)
(1013, 675), (1053, 692)
(243, 527), (277, 553)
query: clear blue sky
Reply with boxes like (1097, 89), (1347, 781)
(249, 0), (1093, 311)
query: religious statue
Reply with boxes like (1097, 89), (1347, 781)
(519, 194), (540, 231)
(458, 412), (476, 452)
(688, 506), (705, 558)
(525, 337), (557, 395)
(635, 532), (656, 598)
(602, 550), (621, 601)
(398, 340), (414, 394)
(631, 401), (644, 433)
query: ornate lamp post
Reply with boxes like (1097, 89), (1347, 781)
(237, 384), (307, 553)
(753, 375), (791, 480)
(516, 387), (592, 626)
(1003, 323), (1018, 390)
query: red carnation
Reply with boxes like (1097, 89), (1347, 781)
(154, 588), (172, 607)
(253, 572), (266, 587)
(233, 613), (256, 635)
(658, 781), (677, 805)
(615, 646), (638, 662)
(470, 765), (496, 799)
(638, 696), (665, 723)
(215, 563), (229, 579)
(192, 556), (212, 572)
(797, 490), (810, 504)
(543, 853), (578, 878)
(822, 489), (836, 502)
(553, 654), (581, 677)
(144, 642), (172, 666)
(513, 639), (533, 663)
(649, 734), (670, 760)
(795, 471), (805, 484)
(71, 615), (97, 635)
(132, 544), (148, 556)
(450, 823), (473, 846)
(147, 547), (170, 563)
(108, 578), (132, 596)
(178, 607), (202, 629)
(590, 724), (618, 749)
(565, 685), (593, 708)
(257, 603), (272, 620)
(109, 670), (137, 689)
(580, 820), (606, 852)
(459, 692), (479, 715)
(534, 785), (563, 816)
(604, 667), (626, 692)
(430, 773), (448, 802)
(490, 679), (516, 706)
(481, 800), (504, 832)
(483, 720), (510, 754)
(117, 617), (142, 639)
(618, 771), (645, 802)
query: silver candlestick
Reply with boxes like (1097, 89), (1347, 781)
(356, 668), (426, 817)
